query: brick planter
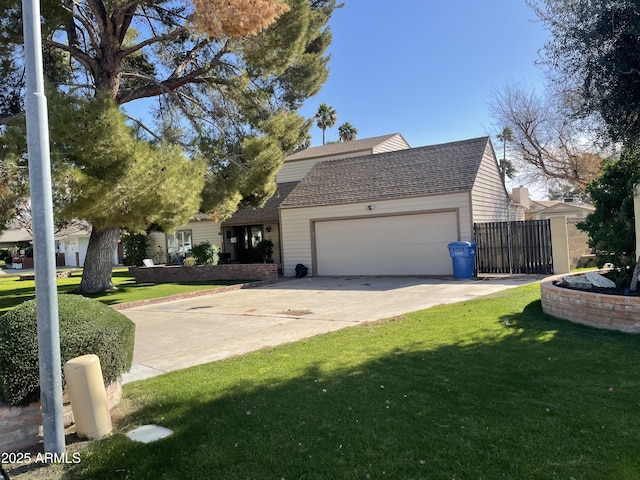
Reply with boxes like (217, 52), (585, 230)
(129, 263), (278, 285)
(0, 381), (122, 452)
(541, 274), (640, 333)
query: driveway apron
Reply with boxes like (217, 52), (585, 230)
(121, 275), (542, 383)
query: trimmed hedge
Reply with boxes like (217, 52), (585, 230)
(0, 294), (135, 407)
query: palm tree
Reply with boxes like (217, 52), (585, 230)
(315, 103), (337, 145)
(338, 122), (358, 142)
(497, 126), (516, 183)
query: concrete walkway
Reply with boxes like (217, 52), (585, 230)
(121, 275), (543, 384)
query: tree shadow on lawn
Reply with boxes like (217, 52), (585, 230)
(65, 301), (640, 480)
(0, 284), (80, 312)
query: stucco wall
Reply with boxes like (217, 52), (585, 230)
(567, 219), (592, 269)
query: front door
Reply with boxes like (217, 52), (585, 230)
(234, 225), (263, 263)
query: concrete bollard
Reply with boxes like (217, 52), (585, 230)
(63, 354), (112, 439)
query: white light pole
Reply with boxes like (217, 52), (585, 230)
(21, 0), (65, 454)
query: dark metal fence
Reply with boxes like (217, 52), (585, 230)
(474, 220), (553, 274)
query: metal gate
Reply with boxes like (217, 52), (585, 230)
(473, 220), (553, 274)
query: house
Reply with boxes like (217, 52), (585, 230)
(149, 134), (411, 266)
(511, 187), (595, 220)
(279, 136), (517, 276)
(526, 200), (595, 220)
(0, 222), (106, 268)
(148, 134), (517, 276)
(54, 223), (93, 267)
(217, 133), (411, 267)
(0, 228), (32, 249)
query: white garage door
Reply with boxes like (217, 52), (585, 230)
(315, 211), (458, 276)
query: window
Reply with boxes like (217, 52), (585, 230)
(166, 230), (192, 262)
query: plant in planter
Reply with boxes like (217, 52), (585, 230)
(256, 239), (274, 263)
(190, 241), (219, 265)
(182, 256), (197, 267)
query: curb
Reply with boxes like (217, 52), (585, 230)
(111, 279), (276, 310)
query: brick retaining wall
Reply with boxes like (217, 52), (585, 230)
(541, 275), (640, 333)
(0, 381), (122, 452)
(129, 263), (278, 285)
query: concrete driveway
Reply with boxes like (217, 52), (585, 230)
(121, 275), (542, 383)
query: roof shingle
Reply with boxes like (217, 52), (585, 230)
(223, 182), (299, 224)
(281, 137), (492, 208)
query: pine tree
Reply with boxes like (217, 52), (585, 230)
(0, 0), (339, 292)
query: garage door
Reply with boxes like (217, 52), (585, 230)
(315, 211), (458, 275)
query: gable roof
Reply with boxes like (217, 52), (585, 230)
(533, 202), (595, 214)
(0, 221), (91, 245)
(0, 228), (32, 244)
(529, 200), (558, 210)
(223, 182), (299, 225)
(281, 137), (492, 209)
(284, 133), (408, 162)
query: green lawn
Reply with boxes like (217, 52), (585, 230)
(0, 269), (248, 313)
(58, 283), (640, 480)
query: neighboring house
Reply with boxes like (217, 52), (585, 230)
(279, 136), (515, 276)
(0, 228), (32, 249)
(526, 200), (595, 220)
(55, 223), (92, 267)
(511, 188), (593, 270)
(0, 222), (111, 268)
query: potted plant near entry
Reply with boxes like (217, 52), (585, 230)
(256, 239), (274, 263)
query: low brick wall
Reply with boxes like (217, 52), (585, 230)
(0, 381), (122, 452)
(129, 263), (278, 285)
(541, 274), (640, 333)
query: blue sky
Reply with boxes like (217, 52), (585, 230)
(299, 1), (550, 149)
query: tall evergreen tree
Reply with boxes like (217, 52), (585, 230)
(530, 0), (640, 146)
(0, 0), (339, 292)
(578, 150), (640, 283)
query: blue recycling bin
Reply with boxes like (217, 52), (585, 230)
(447, 241), (476, 278)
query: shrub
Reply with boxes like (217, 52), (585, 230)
(182, 257), (197, 267)
(121, 231), (149, 266)
(256, 239), (274, 262)
(0, 295), (135, 407)
(578, 151), (640, 285)
(190, 241), (219, 265)
(0, 249), (11, 264)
